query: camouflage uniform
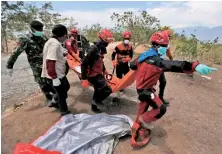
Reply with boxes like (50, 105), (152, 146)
(6, 34), (56, 101)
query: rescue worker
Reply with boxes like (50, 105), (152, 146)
(41, 24), (70, 116)
(112, 31), (133, 82)
(65, 28), (81, 63)
(158, 29), (173, 105)
(81, 29), (114, 113)
(6, 20), (56, 105)
(129, 31), (217, 147)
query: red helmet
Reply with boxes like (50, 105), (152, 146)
(122, 31), (131, 39)
(149, 31), (169, 45)
(70, 28), (78, 35)
(98, 29), (114, 43)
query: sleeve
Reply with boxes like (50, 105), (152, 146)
(81, 46), (97, 80)
(46, 43), (59, 61)
(6, 38), (27, 69)
(129, 58), (139, 70)
(111, 46), (118, 60)
(46, 60), (57, 79)
(129, 46), (133, 58)
(159, 59), (199, 73)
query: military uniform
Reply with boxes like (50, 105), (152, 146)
(6, 34), (56, 102)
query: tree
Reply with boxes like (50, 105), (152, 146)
(110, 27), (122, 42)
(111, 10), (160, 49)
(67, 17), (78, 31)
(38, 2), (68, 37)
(174, 33), (198, 60)
(1, 2), (70, 52)
(1, 1), (26, 52)
(82, 23), (102, 42)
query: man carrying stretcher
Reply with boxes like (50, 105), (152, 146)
(65, 28), (81, 63)
(81, 29), (115, 113)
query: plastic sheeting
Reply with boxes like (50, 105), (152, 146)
(32, 113), (133, 154)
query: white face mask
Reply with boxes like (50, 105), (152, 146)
(124, 40), (129, 44)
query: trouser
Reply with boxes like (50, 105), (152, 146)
(79, 50), (84, 59)
(35, 76), (56, 101)
(116, 62), (130, 79)
(48, 76), (70, 113)
(32, 65), (56, 101)
(135, 89), (167, 124)
(159, 72), (166, 99)
(65, 62), (69, 76)
(88, 74), (112, 104)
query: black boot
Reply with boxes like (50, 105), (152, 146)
(61, 110), (71, 116)
(160, 97), (169, 106)
(91, 104), (102, 113)
(47, 96), (59, 109)
(48, 102), (59, 109)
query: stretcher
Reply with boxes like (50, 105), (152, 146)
(66, 53), (137, 93)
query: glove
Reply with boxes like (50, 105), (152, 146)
(122, 57), (131, 63)
(112, 60), (118, 67)
(81, 80), (89, 88)
(195, 64), (217, 75)
(7, 68), (13, 76)
(52, 78), (61, 87)
(103, 70), (109, 76)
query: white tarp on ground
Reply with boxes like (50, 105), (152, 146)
(32, 113), (133, 154)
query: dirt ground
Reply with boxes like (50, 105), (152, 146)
(2, 56), (222, 154)
(1, 43), (222, 154)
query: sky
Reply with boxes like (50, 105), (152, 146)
(27, 1), (222, 29)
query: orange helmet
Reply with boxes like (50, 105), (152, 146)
(122, 31), (132, 39)
(149, 31), (169, 45)
(70, 28), (78, 35)
(98, 29), (114, 43)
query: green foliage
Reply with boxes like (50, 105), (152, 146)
(67, 17), (78, 31)
(111, 10), (160, 49)
(38, 2), (68, 37)
(82, 23), (102, 42)
(172, 33), (222, 64)
(1, 1), (69, 52)
(1, 1), (25, 52)
(110, 27), (122, 42)
(1, 2), (221, 65)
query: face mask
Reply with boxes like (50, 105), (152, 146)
(124, 40), (129, 44)
(157, 46), (168, 56)
(33, 31), (43, 37)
